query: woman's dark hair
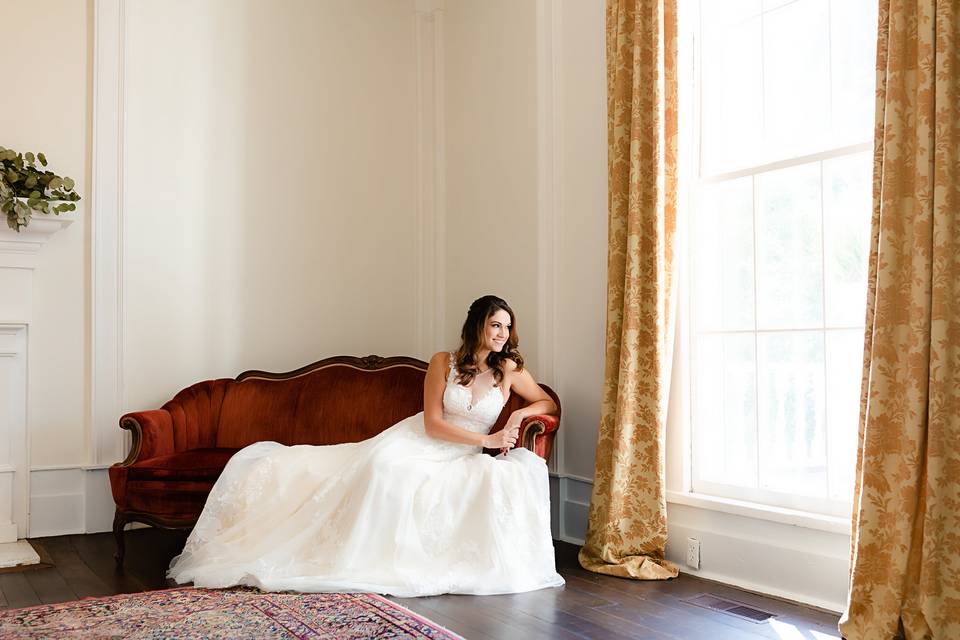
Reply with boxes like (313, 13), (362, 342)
(454, 295), (524, 387)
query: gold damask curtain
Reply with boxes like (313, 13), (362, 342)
(839, 1), (960, 638)
(578, 0), (678, 580)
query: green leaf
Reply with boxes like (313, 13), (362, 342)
(29, 190), (41, 199)
(37, 152), (47, 166)
(48, 177), (62, 190)
(24, 175), (37, 189)
(63, 177), (75, 191)
(25, 152), (34, 164)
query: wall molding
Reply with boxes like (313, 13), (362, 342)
(536, 0), (563, 482)
(414, 1), (446, 358)
(0, 325), (28, 542)
(91, 0), (126, 467)
(29, 467), (114, 538)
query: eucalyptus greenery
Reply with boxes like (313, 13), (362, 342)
(0, 145), (81, 232)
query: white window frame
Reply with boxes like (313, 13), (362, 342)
(672, 0), (873, 522)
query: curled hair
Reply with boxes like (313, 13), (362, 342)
(454, 295), (524, 387)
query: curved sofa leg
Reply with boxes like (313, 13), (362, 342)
(113, 511), (126, 571)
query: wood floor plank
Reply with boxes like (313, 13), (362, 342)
(447, 591), (594, 640)
(390, 597), (500, 640)
(560, 570), (781, 640)
(7, 532), (841, 640)
(24, 568), (76, 604)
(553, 542), (841, 639)
(35, 536), (112, 600)
(66, 534), (148, 595)
(0, 573), (40, 609)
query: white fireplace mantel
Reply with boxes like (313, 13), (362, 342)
(0, 209), (76, 541)
(0, 211), (78, 269)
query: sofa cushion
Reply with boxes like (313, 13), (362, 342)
(125, 479), (218, 518)
(128, 448), (239, 481)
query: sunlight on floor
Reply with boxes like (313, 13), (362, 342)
(770, 619), (841, 639)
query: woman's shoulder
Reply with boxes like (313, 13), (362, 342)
(429, 351), (453, 367)
(501, 357), (519, 372)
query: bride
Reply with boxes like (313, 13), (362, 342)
(167, 295), (565, 597)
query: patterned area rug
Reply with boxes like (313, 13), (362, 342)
(0, 587), (465, 639)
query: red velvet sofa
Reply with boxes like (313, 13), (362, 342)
(109, 354), (560, 567)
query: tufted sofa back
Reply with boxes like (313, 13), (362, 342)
(161, 356), (429, 453)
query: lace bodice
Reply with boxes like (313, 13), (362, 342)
(442, 351), (507, 434)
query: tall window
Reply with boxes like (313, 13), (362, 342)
(681, 0), (878, 517)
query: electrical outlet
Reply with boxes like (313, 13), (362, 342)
(686, 537), (701, 569)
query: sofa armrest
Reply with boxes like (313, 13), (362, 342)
(519, 414), (559, 461)
(116, 410), (175, 467)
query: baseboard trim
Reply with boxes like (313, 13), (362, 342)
(29, 467), (114, 538)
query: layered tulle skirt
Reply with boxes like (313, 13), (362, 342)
(167, 412), (564, 597)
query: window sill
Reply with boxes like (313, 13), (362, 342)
(666, 490), (852, 535)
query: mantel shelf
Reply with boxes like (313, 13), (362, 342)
(0, 211), (78, 269)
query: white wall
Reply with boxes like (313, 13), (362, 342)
(442, 0), (541, 368)
(554, 0), (607, 481)
(0, 0), (91, 467)
(122, 0), (421, 412)
(441, 1), (609, 483)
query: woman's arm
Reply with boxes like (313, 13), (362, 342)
(502, 364), (558, 432)
(423, 352), (517, 448)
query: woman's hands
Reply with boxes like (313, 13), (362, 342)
(483, 411), (525, 452)
(484, 423), (520, 450)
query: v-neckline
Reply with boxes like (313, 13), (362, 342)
(448, 353), (508, 408)
(458, 381), (504, 405)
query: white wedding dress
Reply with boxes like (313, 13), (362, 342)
(167, 353), (565, 597)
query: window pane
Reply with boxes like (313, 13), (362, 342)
(824, 152), (872, 327)
(682, 0), (876, 515)
(756, 162), (823, 329)
(695, 178), (755, 331)
(762, 0), (794, 10)
(825, 329), (863, 501)
(694, 333), (758, 488)
(831, 0), (880, 145)
(763, 0), (830, 161)
(757, 331), (826, 496)
(701, 1), (761, 30)
(701, 16), (763, 175)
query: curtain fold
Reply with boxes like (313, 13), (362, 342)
(839, 0), (959, 638)
(578, 0), (679, 581)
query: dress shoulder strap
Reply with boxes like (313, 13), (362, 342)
(447, 351), (457, 380)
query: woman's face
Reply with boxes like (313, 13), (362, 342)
(482, 309), (512, 353)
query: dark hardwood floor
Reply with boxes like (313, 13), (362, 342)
(0, 530), (841, 639)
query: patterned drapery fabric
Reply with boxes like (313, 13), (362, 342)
(839, 1), (960, 638)
(578, 0), (679, 580)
